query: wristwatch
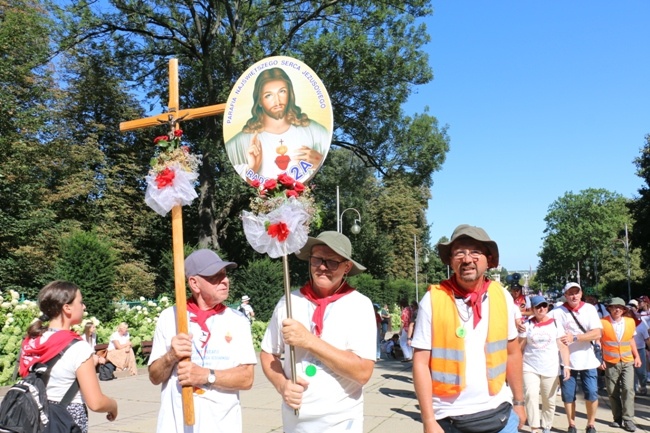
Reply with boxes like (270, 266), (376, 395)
(513, 400), (525, 406)
(572, 335), (578, 343)
(205, 369), (216, 387)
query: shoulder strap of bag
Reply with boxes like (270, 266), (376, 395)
(567, 309), (587, 333)
(567, 309), (598, 349)
(44, 340), (81, 407)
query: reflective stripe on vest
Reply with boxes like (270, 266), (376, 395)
(429, 281), (508, 397)
(600, 316), (635, 363)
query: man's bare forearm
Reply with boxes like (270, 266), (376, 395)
(148, 351), (177, 385)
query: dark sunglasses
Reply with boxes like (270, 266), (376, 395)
(533, 303), (549, 309)
(309, 256), (346, 271)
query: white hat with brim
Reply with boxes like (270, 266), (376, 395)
(563, 282), (581, 294)
(295, 231), (366, 276)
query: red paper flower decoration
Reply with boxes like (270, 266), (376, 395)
(155, 167), (176, 188)
(267, 222), (290, 242)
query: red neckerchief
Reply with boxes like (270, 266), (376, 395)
(441, 276), (491, 328)
(187, 298), (225, 348)
(563, 301), (585, 312)
(300, 281), (355, 337)
(531, 317), (555, 327)
(19, 330), (81, 377)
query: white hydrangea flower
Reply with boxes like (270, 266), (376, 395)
(160, 296), (169, 304)
(140, 296), (145, 301)
(10, 290), (19, 300)
(1, 302), (12, 309)
(10, 299), (18, 306)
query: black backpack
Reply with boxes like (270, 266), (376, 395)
(98, 363), (115, 381)
(0, 340), (82, 433)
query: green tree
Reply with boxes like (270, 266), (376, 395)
(231, 257), (284, 322)
(0, 0), (60, 297)
(536, 188), (634, 292)
(54, 230), (118, 322)
(52, 0), (448, 264)
(373, 177), (429, 279)
(629, 134), (650, 281)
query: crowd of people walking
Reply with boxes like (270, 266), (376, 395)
(7, 226), (649, 433)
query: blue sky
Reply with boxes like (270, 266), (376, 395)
(405, 1), (650, 271)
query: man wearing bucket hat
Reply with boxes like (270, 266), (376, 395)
(260, 231), (376, 433)
(552, 282), (603, 433)
(148, 249), (257, 433)
(600, 298), (642, 432)
(239, 295), (255, 323)
(411, 224), (526, 433)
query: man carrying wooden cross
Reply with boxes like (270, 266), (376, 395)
(148, 249), (257, 433)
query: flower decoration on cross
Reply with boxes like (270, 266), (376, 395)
(242, 173), (319, 258)
(144, 128), (202, 216)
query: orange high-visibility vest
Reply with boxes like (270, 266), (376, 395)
(429, 282), (508, 397)
(601, 316), (635, 364)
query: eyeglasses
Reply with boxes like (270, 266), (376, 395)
(309, 256), (346, 271)
(533, 303), (549, 309)
(451, 249), (485, 260)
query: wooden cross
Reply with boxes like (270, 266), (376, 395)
(120, 59), (225, 426)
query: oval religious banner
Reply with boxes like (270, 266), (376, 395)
(223, 56), (333, 185)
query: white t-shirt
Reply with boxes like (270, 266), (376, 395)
(107, 331), (130, 350)
(594, 303), (610, 319)
(411, 284), (519, 419)
(261, 289), (376, 433)
(552, 303), (603, 370)
(240, 303), (254, 319)
(634, 320), (649, 351)
(519, 318), (565, 377)
(149, 306), (257, 433)
(42, 332), (94, 405)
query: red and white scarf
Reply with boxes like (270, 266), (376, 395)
(19, 330), (81, 377)
(300, 281), (355, 337)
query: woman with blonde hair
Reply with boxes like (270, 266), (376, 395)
(19, 281), (118, 432)
(106, 322), (138, 376)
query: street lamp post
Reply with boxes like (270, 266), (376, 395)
(624, 224), (631, 301)
(414, 235), (419, 302)
(567, 261), (581, 286)
(610, 225), (632, 300)
(614, 224), (632, 301)
(422, 248), (430, 287)
(414, 236), (430, 302)
(336, 186), (361, 234)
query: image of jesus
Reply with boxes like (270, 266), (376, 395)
(225, 67), (330, 183)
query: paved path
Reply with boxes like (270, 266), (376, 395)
(3, 356), (649, 432)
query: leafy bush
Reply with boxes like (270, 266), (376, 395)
(54, 230), (118, 323)
(250, 320), (267, 351)
(348, 273), (384, 304)
(231, 257), (284, 322)
(0, 291), (267, 386)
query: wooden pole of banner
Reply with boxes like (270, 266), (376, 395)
(119, 59), (226, 426)
(282, 254), (299, 416)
